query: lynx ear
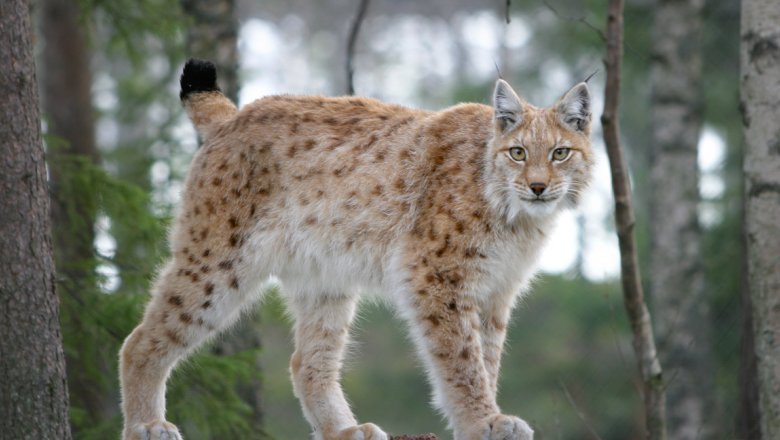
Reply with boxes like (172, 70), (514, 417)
(556, 82), (591, 133)
(493, 79), (524, 133)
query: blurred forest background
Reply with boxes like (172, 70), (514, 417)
(7, 0), (756, 438)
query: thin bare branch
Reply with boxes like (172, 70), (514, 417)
(558, 381), (604, 440)
(541, 0), (605, 42)
(346, 0), (370, 95)
(505, 0), (511, 24)
(600, 0), (667, 439)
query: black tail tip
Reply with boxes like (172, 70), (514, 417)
(180, 58), (220, 101)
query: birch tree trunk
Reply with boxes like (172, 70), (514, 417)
(649, 0), (714, 438)
(741, 0), (780, 437)
(0, 0), (72, 436)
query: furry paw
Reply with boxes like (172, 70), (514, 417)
(124, 420), (183, 440)
(336, 423), (389, 440)
(458, 414), (533, 440)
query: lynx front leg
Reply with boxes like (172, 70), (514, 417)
(479, 292), (515, 397)
(401, 286), (532, 440)
(288, 293), (388, 440)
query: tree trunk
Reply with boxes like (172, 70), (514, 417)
(181, 0), (239, 103)
(180, 0), (265, 434)
(40, 0), (111, 427)
(0, 0), (72, 437)
(741, 0), (780, 437)
(601, 0), (667, 438)
(649, 0), (714, 438)
(737, 249), (761, 439)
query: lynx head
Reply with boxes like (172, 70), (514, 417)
(484, 79), (594, 222)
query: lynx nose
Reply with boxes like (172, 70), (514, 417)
(529, 182), (547, 196)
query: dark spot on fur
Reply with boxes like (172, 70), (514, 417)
(165, 329), (185, 346)
(204, 282), (215, 296)
(180, 313), (193, 324)
(229, 233), (240, 247)
(212, 177), (222, 186)
(436, 234), (452, 257)
(168, 295), (183, 307)
(202, 300), (212, 309)
(228, 216), (239, 228)
(448, 301), (457, 311)
(202, 249), (211, 258)
(229, 276), (239, 289)
(190, 272), (200, 282)
(259, 141), (273, 152)
(460, 348), (471, 360)
(303, 139), (316, 150)
(425, 315), (440, 326)
(200, 264), (210, 274)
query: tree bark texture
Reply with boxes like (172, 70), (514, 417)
(181, 0), (265, 434)
(40, 0), (111, 427)
(649, 0), (714, 438)
(601, 0), (667, 438)
(741, 0), (780, 437)
(737, 253), (761, 439)
(181, 0), (239, 103)
(0, 0), (72, 437)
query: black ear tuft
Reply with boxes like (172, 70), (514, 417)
(180, 58), (220, 101)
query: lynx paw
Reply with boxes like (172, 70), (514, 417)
(459, 414), (533, 440)
(125, 420), (183, 440)
(336, 423), (389, 440)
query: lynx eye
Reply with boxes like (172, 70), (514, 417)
(552, 147), (571, 161)
(508, 147), (526, 162)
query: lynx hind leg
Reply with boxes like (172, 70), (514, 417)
(120, 257), (264, 440)
(287, 293), (388, 440)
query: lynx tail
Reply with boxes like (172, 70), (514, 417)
(180, 58), (237, 141)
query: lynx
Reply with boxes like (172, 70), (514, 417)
(119, 59), (593, 440)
